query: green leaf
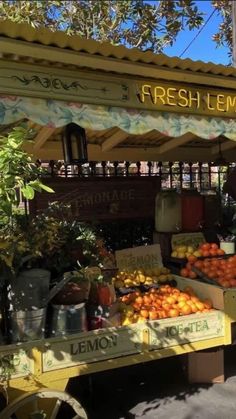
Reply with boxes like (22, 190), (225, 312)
(39, 183), (55, 193)
(21, 185), (35, 200)
(28, 180), (42, 192)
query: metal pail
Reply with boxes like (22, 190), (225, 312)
(9, 307), (46, 343)
(49, 302), (87, 337)
(9, 269), (50, 310)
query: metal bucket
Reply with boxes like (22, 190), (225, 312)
(48, 302), (87, 337)
(8, 307), (46, 343)
(9, 269), (50, 310)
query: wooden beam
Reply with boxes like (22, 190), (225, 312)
(158, 133), (196, 154)
(101, 130), (128, 152)
(1, 37), (236, 90)
(24, 142), (215, 162)
(23, 139), (236, 162)
(211, 140), (236, 155)
(33, 127), (56, 152)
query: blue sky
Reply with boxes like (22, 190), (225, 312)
(162, 1), (229, 65)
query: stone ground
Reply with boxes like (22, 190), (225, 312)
(63, 346), (236, 419)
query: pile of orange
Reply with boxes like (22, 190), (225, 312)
(197, 242), (225, 258)
(180, 255), (236, 288)
(119, 284), (213, 325)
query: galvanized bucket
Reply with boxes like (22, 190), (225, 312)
(48, 302), (87, 338)
(9, 269), (50, 310)
(8, 307), (47, 343)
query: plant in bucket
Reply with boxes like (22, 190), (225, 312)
(0, 127), (54, 343)
(48, 269), (92, 338)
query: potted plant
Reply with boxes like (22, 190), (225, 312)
(0, 126), (54, 342)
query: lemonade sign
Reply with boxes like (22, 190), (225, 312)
(115, 244), (163, 271)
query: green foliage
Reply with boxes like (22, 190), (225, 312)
(0, 0), (207, 53)
(0, 127), (54, 222)
(0, 201), (105, 275)
(211, 0), (232, 56)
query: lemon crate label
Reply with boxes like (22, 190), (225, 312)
(42, 324), (144, 372)
(115, 244), (163, 271)
(149, 311), (224, 349)
(0, 349), (33, 378)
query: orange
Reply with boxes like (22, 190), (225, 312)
(229, 279), (236, 287)
(189, 270), (197, 279)
(143, 295), (152, 305)
(178, 301), (186, 310)
(203, 299), (213, 309)
(194, 260), (204, 269)
(195, 301), (205, 311)
(188, 302), (198, 313)
(135, 296), (143, 305)
(172, 288), (181, 295)
(180, 268), (189, 278)
(181, 304), (192, 315)
(207, 270), (217, 279)
(162, 303), (171, 311)
(200, 243), (211, 251)
(131, 302), (141, 311)
(158, 310), (168, 319)
(168, 308), (180, 318)
(187, 255), (197, 264)
(179, 292), (190, 301)
(149, 310), (159, 320)
(140, 308), (149, 319)
(220, 280), (231, 288)
(165, 296), (177, 305)
(209, 249), (218, 257)
(191, 296), (200, 303)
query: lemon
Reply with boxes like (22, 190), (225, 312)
(187, 246), (194, 253)
(177, 252), (186, 259)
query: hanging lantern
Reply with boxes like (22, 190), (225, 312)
(62, 123), (88, 164)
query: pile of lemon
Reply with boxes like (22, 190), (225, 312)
(112, 266), (173, 288)
(171, 245), (202, 259)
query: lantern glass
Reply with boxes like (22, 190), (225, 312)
(62, 123), (88, 164)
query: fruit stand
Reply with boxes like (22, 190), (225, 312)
(1, 19), (236, 418)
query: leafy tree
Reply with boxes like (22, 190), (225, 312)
(0, 126), (54, 222)
(0, 1), (233, 56)
(212, 1), (232, 56)
(0, 0), (205, 52)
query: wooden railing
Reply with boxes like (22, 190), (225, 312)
(39, 160), (233, 193)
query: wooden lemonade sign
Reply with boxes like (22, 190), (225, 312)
(29, 177), (160, 221)
(115, 244), (163, 271)
(43, 325), (144, 372)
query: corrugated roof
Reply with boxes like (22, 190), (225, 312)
(0, 19), (235, 78)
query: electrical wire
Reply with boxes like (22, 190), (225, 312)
(179, 8), (217, 58)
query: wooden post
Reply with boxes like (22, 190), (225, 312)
(233, 1), (236, 67)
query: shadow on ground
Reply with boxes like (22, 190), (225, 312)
(59, 346), (236, 419)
